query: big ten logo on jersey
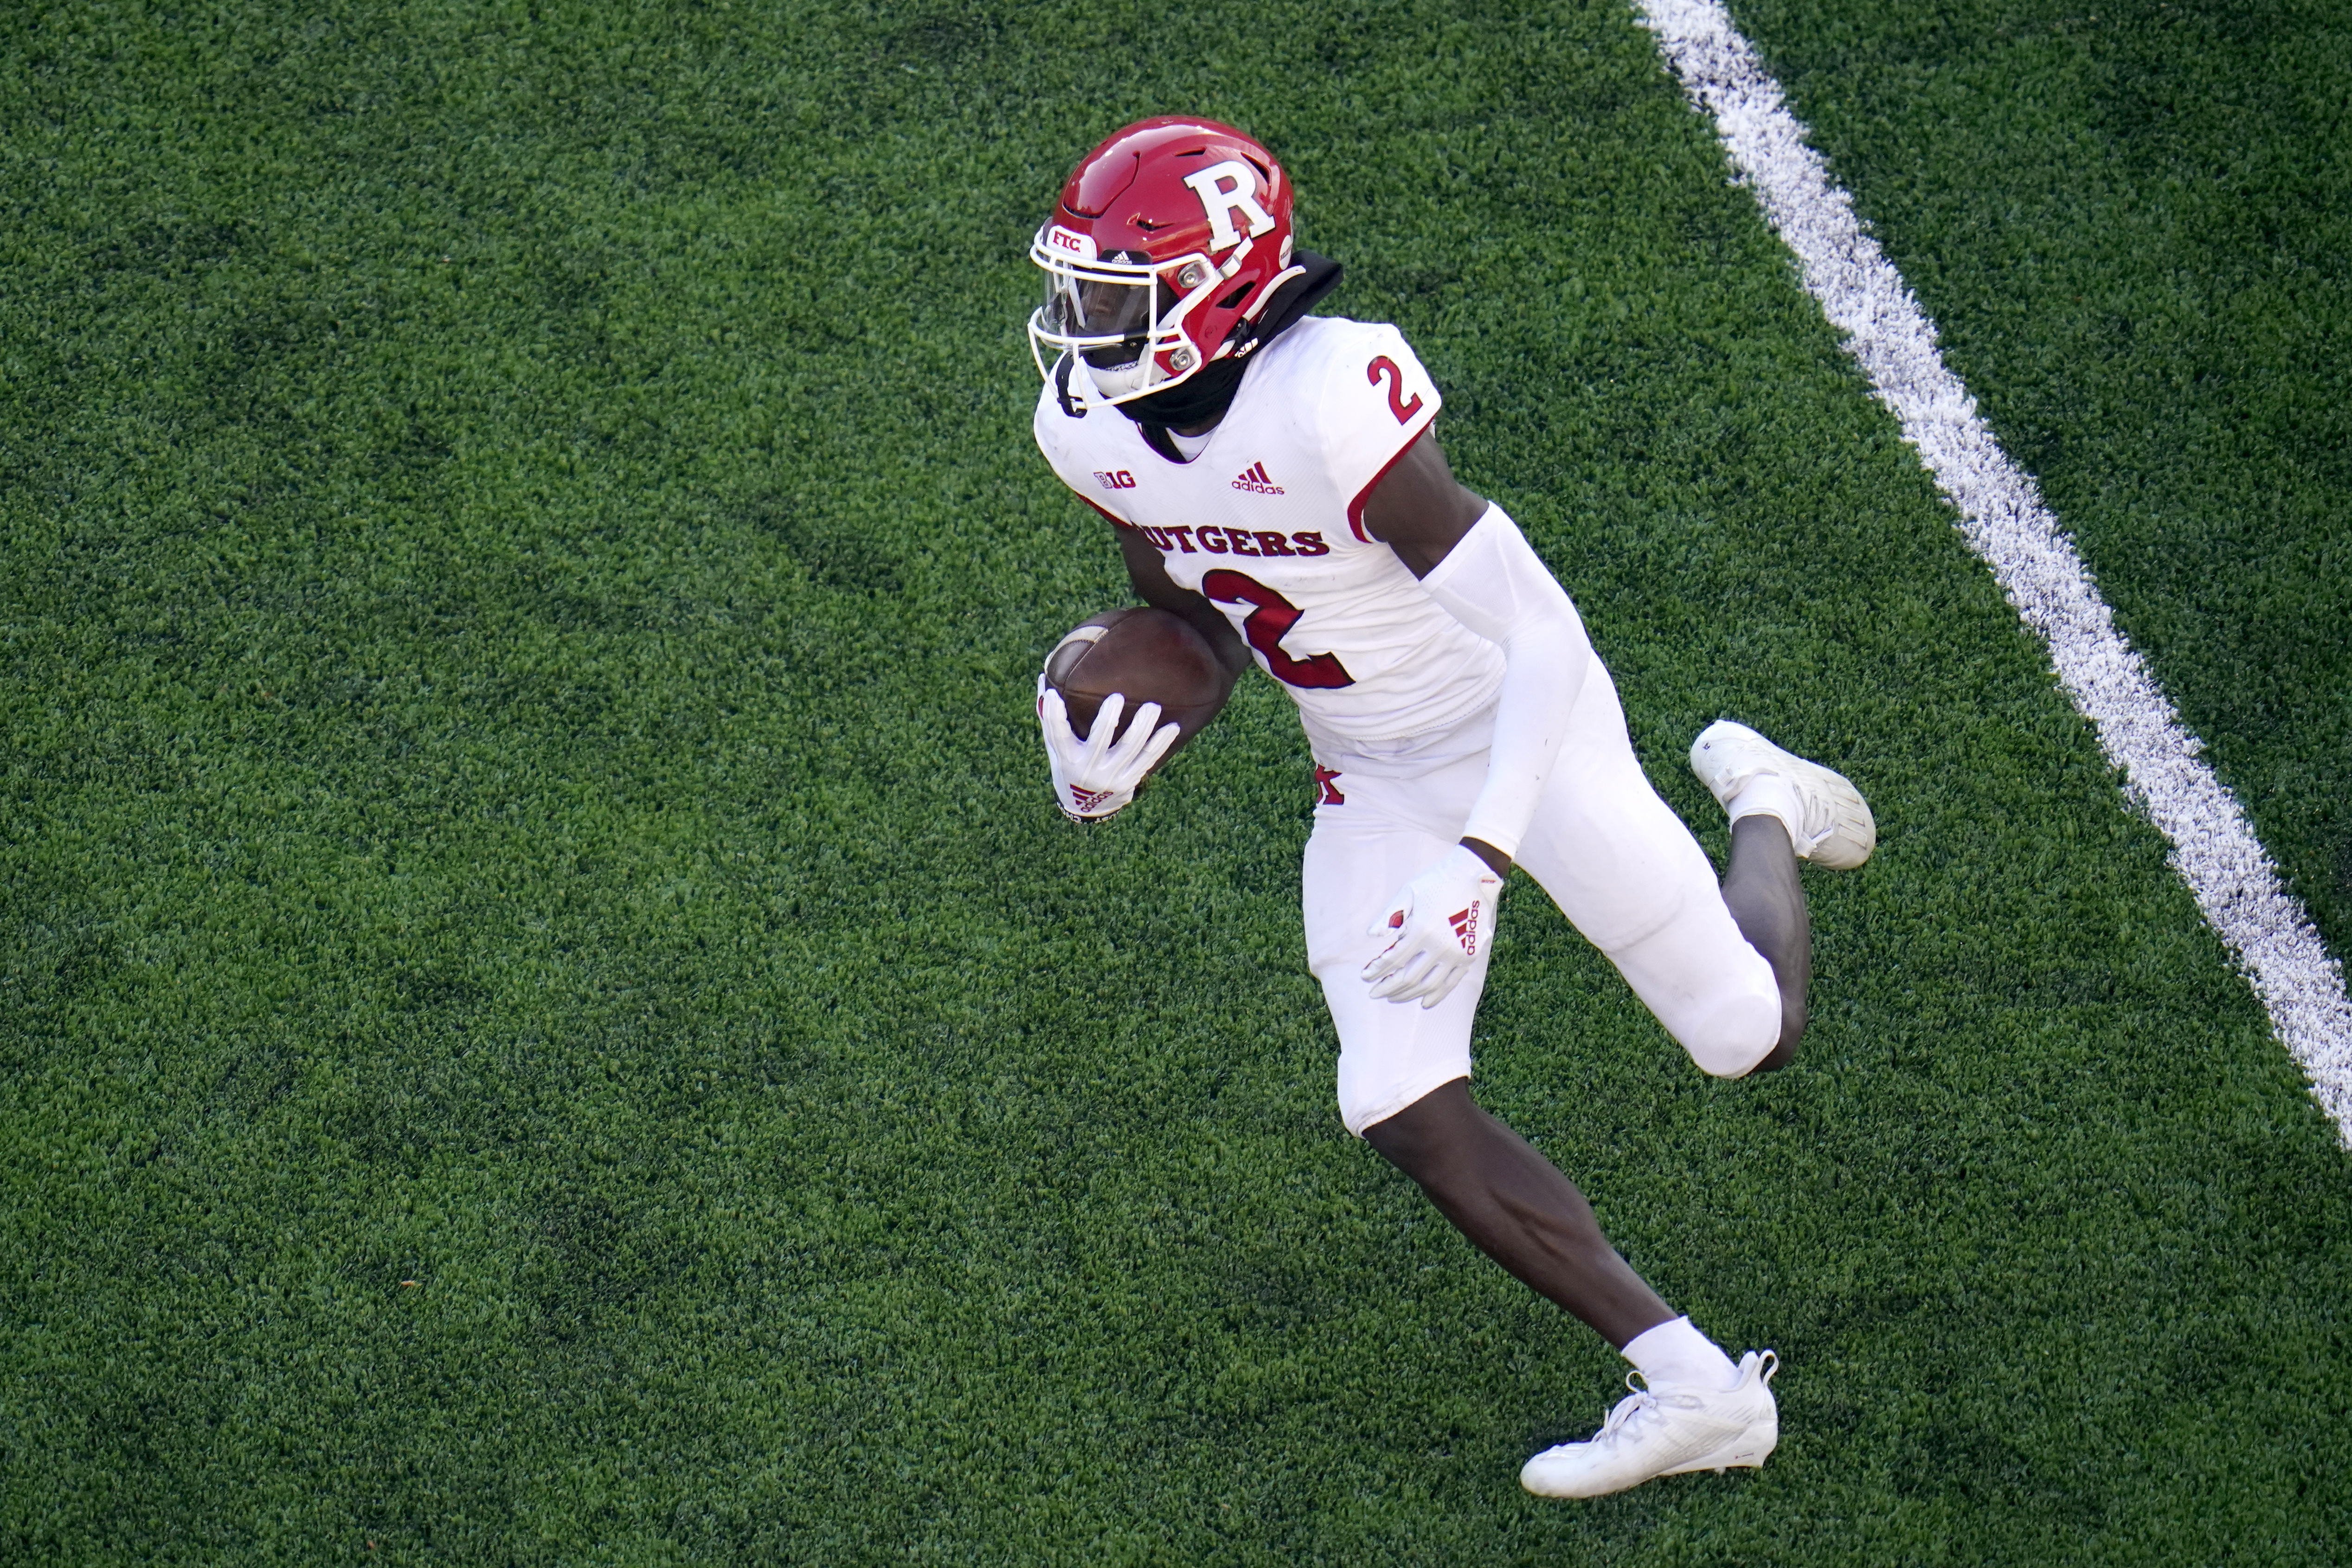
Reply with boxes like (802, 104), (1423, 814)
(1131, 524), (1330, 560)
(1093, 469), (1137, 491)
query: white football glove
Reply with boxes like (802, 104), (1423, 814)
(1362, 844), (1504, 1008)
(1037, 678), (1182, 823)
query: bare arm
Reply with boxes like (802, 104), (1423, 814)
(1357, 430), (1489, 579)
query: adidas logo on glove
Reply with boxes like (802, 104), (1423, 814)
(1448, 905), (1480, 956)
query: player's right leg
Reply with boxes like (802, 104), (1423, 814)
(1510, 674), (1788, 1079)
(1688, 720), (1877, 1071)
(1511, 675), (1874, 1078)
(1715, 814), (1810, 1070)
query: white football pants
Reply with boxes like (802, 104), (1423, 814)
(1303, 668), (1782, 1135)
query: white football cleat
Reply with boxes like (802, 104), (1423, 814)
(1521, 1350), (1780, 1500)
(1690, 720), (1876, 870)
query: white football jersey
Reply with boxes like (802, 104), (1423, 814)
(1033, 316), (1504, 765)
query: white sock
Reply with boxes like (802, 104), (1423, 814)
(1622, 1316), (1741, 1391)
(1726, 772), (1802, 842)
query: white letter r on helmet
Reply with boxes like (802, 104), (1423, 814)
(1182, 160), (1276, 251)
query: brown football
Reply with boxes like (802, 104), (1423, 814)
(1044, 606), (1227, 751)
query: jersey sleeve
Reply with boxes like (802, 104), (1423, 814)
(1308, 322), (1444, 544)
(1032, 382), (1134, 526)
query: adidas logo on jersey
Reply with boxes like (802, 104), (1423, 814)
(1231, 462), (1285, 495)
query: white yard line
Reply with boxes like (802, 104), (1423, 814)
(1632, 0), (2352, 1144)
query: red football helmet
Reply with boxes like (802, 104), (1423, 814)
(1028, 116), (1304, 410)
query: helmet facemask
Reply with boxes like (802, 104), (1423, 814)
(1028, 230), (1220, 408)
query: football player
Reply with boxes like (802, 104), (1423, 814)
(1023, 117), (1873, 1498)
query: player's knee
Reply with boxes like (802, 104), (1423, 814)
(1357, 1078), (1472, 1168)
(1677, 989), (1782, 1079)
(1338, 1056), (1472, 1139)
(1690, 1037), (1775, 1079)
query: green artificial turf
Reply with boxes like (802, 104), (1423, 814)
(1729, 0), (2352, 952)
(2, 0), (2346, 1560)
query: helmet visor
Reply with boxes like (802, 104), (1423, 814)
(1039, 268), (1163, 370)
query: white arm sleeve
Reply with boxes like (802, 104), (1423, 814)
(1419, 503), (1593, 859)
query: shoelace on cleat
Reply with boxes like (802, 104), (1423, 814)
(1595, 1379), (1657, 1447)
(1594, 1373), (1708, 1448)
(1601, 1364), (1770, 1454)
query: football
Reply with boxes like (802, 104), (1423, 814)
(1045, 606), (1226, 750)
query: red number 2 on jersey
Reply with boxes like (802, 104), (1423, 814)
(1367, 356), (1424, 424)
(1201, 570), (1356, 690)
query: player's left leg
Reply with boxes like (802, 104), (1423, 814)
(1512, 681), (1875, 1080)
(1359, 1080), (1671, 1344)
(1305, 769), (1778, 1497)
(1304, 778), (1684, 1339)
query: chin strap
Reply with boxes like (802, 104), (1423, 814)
(1053, 353), (1086, 419)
